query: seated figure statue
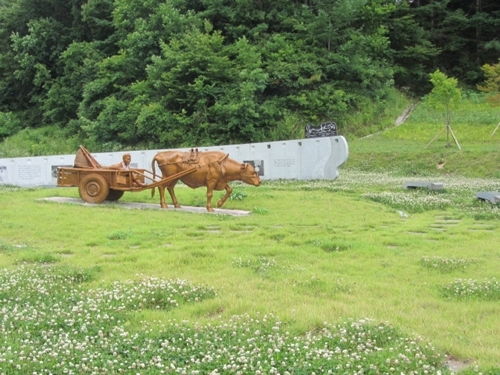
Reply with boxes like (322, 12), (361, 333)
(109, 153), (145, 187)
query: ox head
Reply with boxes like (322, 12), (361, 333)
(240, 163), (261, 186)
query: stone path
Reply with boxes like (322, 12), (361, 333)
(39, 197), (251, 216)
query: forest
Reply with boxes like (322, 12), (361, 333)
(0, 0), (499, 152)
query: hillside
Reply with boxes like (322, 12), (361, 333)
(345, 96), (500, 179)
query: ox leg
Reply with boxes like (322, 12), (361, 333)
(158, 186), (168, 209)
(205, 181), (217, 212)
(167, 185), (181, 208)
(217, 184), (232, 208)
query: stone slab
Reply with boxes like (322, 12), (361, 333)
(476, 191), (500, 204)
(38, 197), (251, 216)
(404, 181), (444, 190)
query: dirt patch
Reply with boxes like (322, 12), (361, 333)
(446, 356), (470, 373)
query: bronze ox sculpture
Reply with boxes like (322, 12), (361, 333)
(152, 149), (261, 212)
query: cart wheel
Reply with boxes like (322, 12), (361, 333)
(106, 189), (124, 201)
(79, 174), (109, 203)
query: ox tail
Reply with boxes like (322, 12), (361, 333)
(151, 156), (158, 198)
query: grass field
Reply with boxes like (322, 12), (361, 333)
(346, 96), (500, 178)
(1, 95), (499, 374)
(1, 167), (499, 374)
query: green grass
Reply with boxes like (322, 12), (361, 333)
(408, 90), (499, 126)
(345, 93), (500, 179)
(1, 92), (500, 373)
(1, 170), (500, 373)
(346, 129), (500, 179)
(0, 125), (82, 157)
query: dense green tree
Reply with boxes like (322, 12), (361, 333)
(42, 42), (104, 129)
(79, 0), (400, 149)
(81, 0), (117, 54)
(78, 0), (203, 149)
(478, 59), (500, 105)
(386, 1), (439, 94)
(84, 23), (272, 147)
(40, 0), (117, 130)
(0, 0), (42, 123)
(478, 59), (500, 135)
(1, 0), (500, 150)
(409, 0), (500, 85)
(0, 0), (116, 135)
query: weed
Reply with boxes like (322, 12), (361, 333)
(16, 252), (60, 264)
(229, 189), (247, 200)
(0, 241), (21, 251)
(363, 191), (451, 213)
(107, 231), (130, 240)
(441, 278), (500, 300)
(321, 241), (351, 252)
(269, 233), (285, 242)
(420, 256), (478, 273)
(298, 277), (351, 295)
(53, 265), (102, 283)
(232, 256), (279, 276)
(252, 206), (269, 214)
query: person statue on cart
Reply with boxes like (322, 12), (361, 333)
(110, 153), (145, 187)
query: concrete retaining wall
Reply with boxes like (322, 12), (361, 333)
(0, 136), (348, 187)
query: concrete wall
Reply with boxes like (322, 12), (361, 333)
(0, 136), (348, 187)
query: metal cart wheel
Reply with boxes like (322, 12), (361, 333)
(106, 189), (125, 201)
(79, 173), (109, 203)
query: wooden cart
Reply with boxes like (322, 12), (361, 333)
(57, 146), (196, 204)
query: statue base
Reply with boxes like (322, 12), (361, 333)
(39, 197), (251, 216)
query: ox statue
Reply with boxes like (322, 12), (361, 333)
(152, 149), (261, 212)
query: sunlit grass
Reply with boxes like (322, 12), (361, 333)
(1, 169), (500, 372)
(406, 93), (499, 127)
(265, 171), (500, 219)
(346, 94), (500, 178)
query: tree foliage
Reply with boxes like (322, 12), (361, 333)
(426, 70), (462, 113)
(478, 59), (500, 106)
(0, 0), (499, 150)
(425, 69), (462, 148)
